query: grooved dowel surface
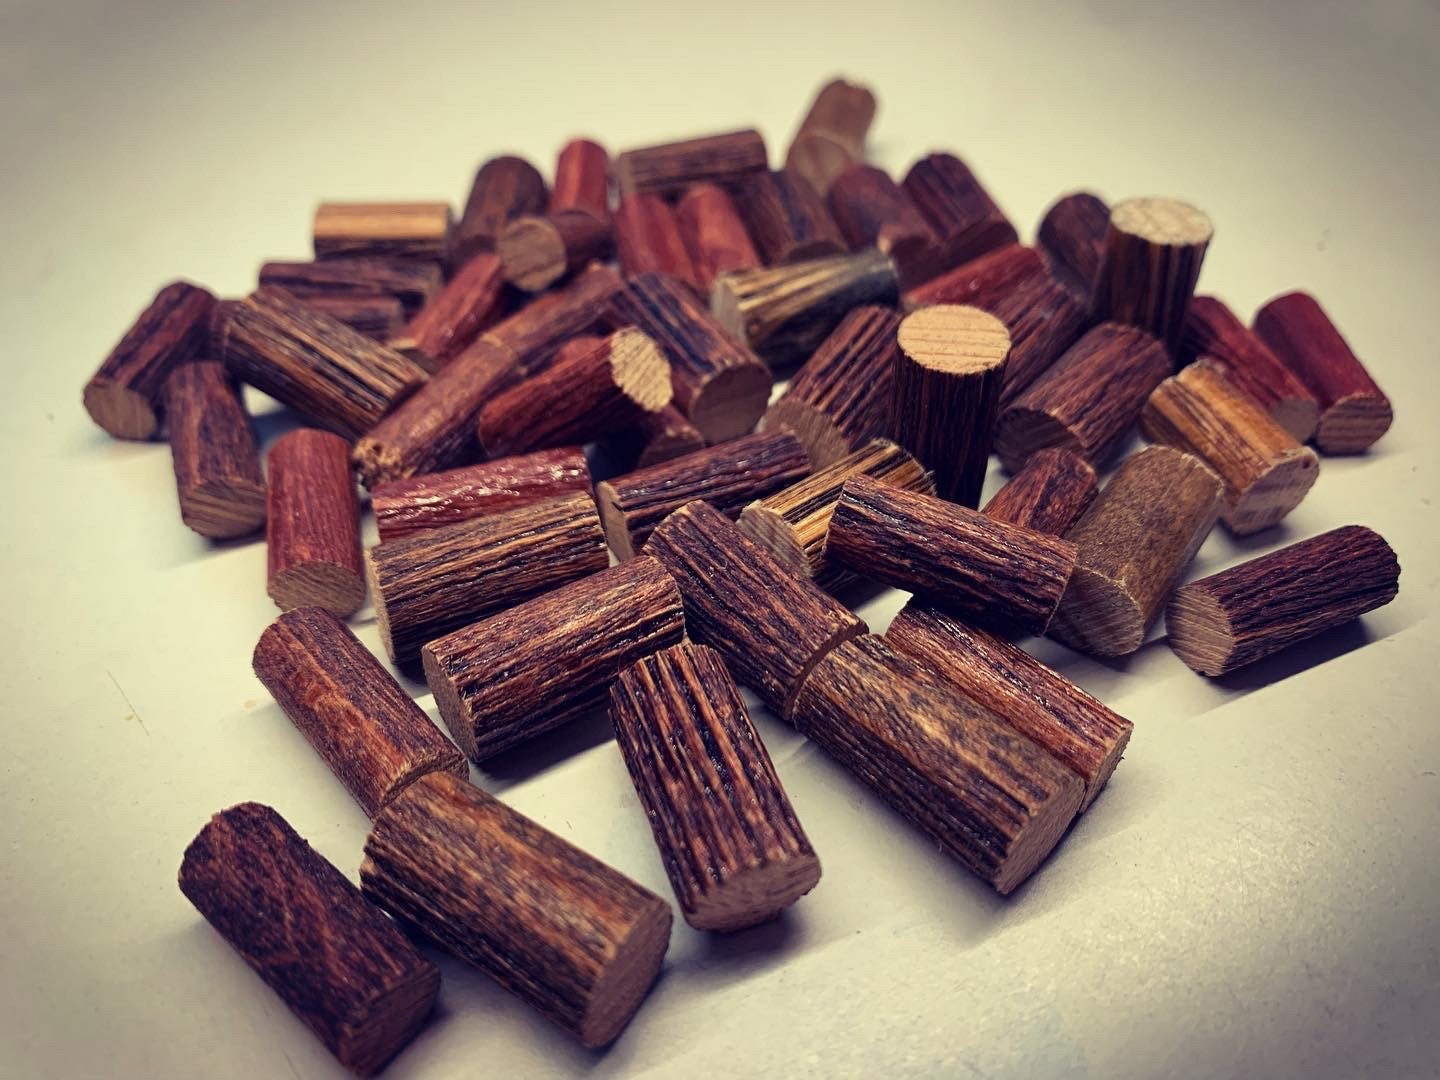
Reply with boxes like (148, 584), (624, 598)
(828, 163), (942, 288)
(675, 182), (762, 292)
(550, 138), (611, 222)
(266, 429), (365, 617)
(615, 129), (768, 199)
(992, 275), (1092, 407)
(497, 209), (613, 293)
(452, 155), (549, 268)
(981, 447), (1098, 536)
(614, 193), (702, 292)
(1091, 196), (1212, 353)
(901, 153), (1017, 269)
(388, 252), (507, 369)
(1036, 191), (1110, 301)
(164, 361), (266, 539)
(734, 170), (847, 265)
(258, 258), (442, 318)
(480, 263), (622, 376)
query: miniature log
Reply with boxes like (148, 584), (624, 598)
(784, 77), (877, 196)
(599, 404), (707, 473)
(600, 272), (771, 442)
(710, 248), (899, 370)
(642, 500), (866, 717)
(481, 263), (622, 376)
(180, 802), (439, 1075)
(259, 258), (442, 318)
(828, 475), (1077, 635)
(452, 155), (549, 268)
(302, 294), (406, 340)
(367, 491), (607, 665)
(734, 170), (847, 265)
(550, 138), (611, 222)
(1252, 291), (1393, 453)
(790, 635), (1083, 895)
(371, 446), (592, 543)
(83, 280), (214, 439)
(497, 209), (613, 293)
(253, 607), (466, 817)
(994, 322), (1171, 472)
(902, 243), (1049, 312)
(614, 128), (768, 199)
(352, 339), (516, 489)
(738, 439), (933, 591)
(598, 431), (812, 559)
(760, 305), (903, 467)
(610, 642), (822, 931)
(981, 447), (1097, 536)
(675, 182), (761, 291)
(1166, 525), (1401, 676)
(1091, 197), (1212, 353)
(476, 328), (672, 457)
(992, 276), (1093, 406)
(1180, 295), (1320, 442)
(1049, 445), (1222, 657)
(889, 304), (1010, 507)
(886, 603), (1132, 810)
(1141, 360), (1320, 535)
(1036, 192), (1109, 301)
(423, 558), (686, 761)
(388, 252), (506, 369)
(164, 362), (266, 539)
(901, 153), (1017, 268)
(314, 202), (452, 263)
(613, 193), (702, 291)
(827, 163), (942, 288)
(266, 429), (365, 618)
(225, 287), (428, 440)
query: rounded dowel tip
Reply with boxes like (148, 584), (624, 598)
(1110, 197), (1213, 247)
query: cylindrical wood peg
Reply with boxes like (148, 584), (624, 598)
(481, 263), (622, 376)
(613, 193), (702, 290)
(388, 252), (506, 370)
(1091, 196), (1212, 353)
(497, 208), (613, 293)
(827, 163), (942, 288)
(164, 362), (266, 539)
(303, 294), (405, 340)
(992, 276), (1093, 406)
(599, 403), (707, 473)
(734, 170), (847, 265)
(981, 447), (1097, 536)
(1036, 192), (1109, 301)
(614, 128), (768, 200)
(901, 153), (1017, 268)
(452, 155), (549, 268)
(675, 182), (761, 292)
(266, 429), (365, 617)
(902, 242), (1049, 312)
(783, 78), (877, 196)
(259, 258), (442, 318)
(314, 202), (452, 263)
(550, 138), (611, 222)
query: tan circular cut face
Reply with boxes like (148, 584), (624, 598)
(609, 328), (674, 411)
(1111, 197), (1214, 246)
(897, 304), (1010, 374)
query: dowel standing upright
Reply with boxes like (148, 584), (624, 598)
(784, 77), (877, 196)
(266, 429), (365, 618)
(982, 447), (1097, 536)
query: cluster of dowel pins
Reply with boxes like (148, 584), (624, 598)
(83, 79), (1403, 1073)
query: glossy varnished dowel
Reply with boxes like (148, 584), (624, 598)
(598, 431), (812, 559)
(613, 194), (702, 291)
(886, 603), (1132, 810)
(253, 608), (465, 817)
(1166, 525), (1401, 676)
(1049, 445), (1223, 657)
(388, 252), (507, 370)
(890, 304), (1010, 507)
(180, 803), (439, 1075)
(368, 491), (608, 666)
(1091, 197), (1212, 353)
(643, 500), (866, 718)
(993, 276), (1092, 407)
(1036, 192), (1110, 301)
(371, 446), (592, 543)
(1252, 291), (1393, 453)
(994, 322), (1171, 472)
(1141, 360), (1320, 535)
(313, 202), (452, 263)
(675, 182), (762, 291)
(738, 439), (933, 591)
(83, 280), (215, 439)
(901, 153), (1017, 269)
(266, 429), (365, 618)
(497, 208), (613, 293)
(423, 558), (686, 761)
(550, 138), (611, 223)
(828, 475), (1077, 636)
(599, 403), (707, 473)
(452, 155), (549, 268)
(610, 642), (822, 931)
(734, 170), (847, 265)
(164, 362), (266, 539)
(710, 248), (899, 369)
(760, 305), (903, 467)
(981, 447), (1097, 536)
(614, 128), (768, 199)
(902, 243), (1049, 312)
(790, 635), (1083, 894)
(259, 258), (442, 318)
(481, 263), (622, 376)
(827, 163), (942, 288)
(784, 77), (877, 196)
(361, 772), (671, 1048)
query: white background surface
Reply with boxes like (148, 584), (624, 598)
(3, 1), (1439, 1076)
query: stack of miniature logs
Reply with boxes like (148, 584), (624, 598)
(71, 77), (1406, 1074)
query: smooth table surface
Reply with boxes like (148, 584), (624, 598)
(2, 1), (1438, 1076)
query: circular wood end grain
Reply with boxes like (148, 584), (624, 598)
(83, 380), (159, 441)
(608, 328), (674, 412)
(420, 644), (479, 761)
(685, 850), (823, 932)
(1048, 563), (1148, 659)
(1110, 197), (1213, 247)
(689, 364), (772, 444)
(579, 897), (672, 1047)
(595, 481), (636, 561)
(1164, 583), (1236, 676)
(1268, 395), (1322, 444)
(760, 399), (850, 470)
(1316, 392), (1393, 454)
(736, 503), (811, 578)
(497, 216), (566, 292)
(995, 770), (1084, 895)
(897, 304), (1011, 376)
(269, 561), (366, 620)
(179, 477), (267, 539)
(1221, 446), (1320, 536)
(993, 405), (1083, 474)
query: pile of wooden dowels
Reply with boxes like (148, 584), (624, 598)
(83, 77), (1403, 1074)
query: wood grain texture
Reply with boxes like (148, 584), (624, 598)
(614, 194), (702, 291)
(164, 361), (266, 539)
(253, 607), (466, 817)
(601, 272), (772, 442)
(361, 772), (671, 1048)
(388, 252), (507, 369)
(1166, 525), (1400, 676)
(367, 490), (607, 665)
(675, 182), (762, 291)
(901, 153), (1017, 268)
(452, 155), (549, 268)
(760, 305), (903, 467)
(351, 339), (516, 489)
(598, 431), (812, 559)
(180, 802), (439, 1075)
(790, 635), (1083, 894)
(886, 603), (1131, 810)
(1252, 291), (1393, 453)
(828, 475), (1077, 635)
(497, 209), (613, 293)
(480, 263), (622, 376)
(1141, 360), (1320, 535)
(423, 557), (686, 761)
(314, 202), (452, 263)
(260, 258), (443, 318)
(225, 287), (428, 440)
(1049, 445), (1222, 657)
(641, 500), (866, 718)
(981, 447), (1097, 536)
(827, 163), (942, 289)
(599, 403), (707, 473)
(83, 280), (215, 440)
(1036, 192), (1109, 301)
(994, 322), (1171, 472)
(1091, 196), (1212, 353)
(266, 429), (365, 617)
(783, 78), (876, 195)
(710, 248), (899, 370)
(302, 294), (406, 341)
(889, 304), (1010, 507)
(372, 446), (592, 543)
(550, 138), (611, 222)
(902, 243), (1048, 312)
(1180, 295), (1321, 442)
(992, 276), (1092, 407)
(734, 170), (847, 265)
(610, 642), (821, 931)
(614, 129), (768, 199)
(738, 439), (933, 591)
(476, 328), (672, 457)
